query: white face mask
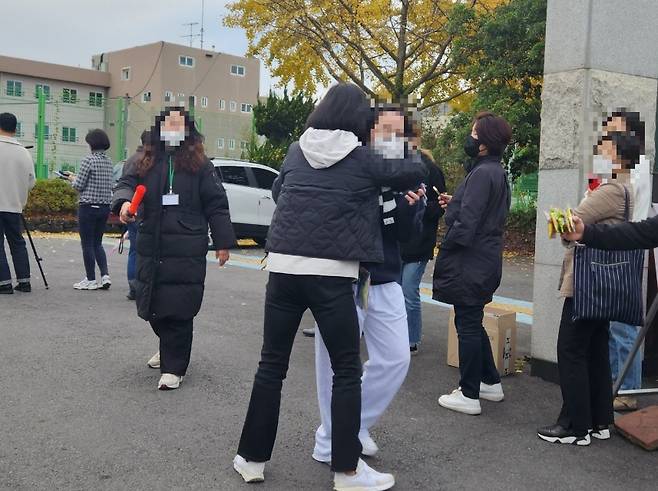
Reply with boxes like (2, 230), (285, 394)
(592, 154), (613, 179)
(374, 135), (405, 159)
(161, 129), (186, 147)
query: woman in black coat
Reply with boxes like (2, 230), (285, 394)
(113, 108), (236, 390)
(433, 111), (512, 416)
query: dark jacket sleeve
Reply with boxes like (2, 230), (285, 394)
(425, 163), (446, 222)
(111, 165), (139, 214)
(583, 214), (658, 250)
(200, 162), (237, 250)
(394, 194), (425, 242)
(364, 148), (428, 191)
(442, 166), (492, 249)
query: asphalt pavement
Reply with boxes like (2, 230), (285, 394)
(1, 235), (656, 490)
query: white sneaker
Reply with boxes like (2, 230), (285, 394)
(479, 382), (505, 402)
(73, 278), (99, 290)
(233, 455), (265, 483)
(147, 351), (160, 369)
(438, 389), (482, 415)
(158, 373), (183, 390)
(360, 432), (379, 457)
(334, 459), (395, 491)
(100, 275), (112, 290)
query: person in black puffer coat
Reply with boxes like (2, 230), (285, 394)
(113, 108), (236, 391)
(400, 149), (446, 354)
(434, 111), (512, 417)
(234, 84), (427, 490)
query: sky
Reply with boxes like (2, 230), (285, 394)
(0, 0), (278, 95)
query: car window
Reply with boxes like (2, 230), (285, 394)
(252, 168), (278, 190)
(219, 166), (249, 186)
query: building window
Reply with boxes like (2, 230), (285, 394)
(164, 91), (173, 103)
(201, 96), (208, 108)
(228, 139), (236, 150)
(142, 91), (152, 103)
(240, 140), (248, 150)
(217, 138), (224, 149)
(6, 80), (23, 97)
(230, 65), (246, 76)
(219, 99), (226, 111)
(35, 84), (51, 100)
(89, 92), (103, 107)
(240, 103), (253, 113)
(229, 101), (237, 112)
(177, 93), (185, 103)
(15, 122), (23, 138)
(190, 95), (197, 107)
(62, 88), (78, 104)
(121, 67), (131, 81)
(34, 124), (50, 140)
(179, 55), (195, 67)
(62, 127), (77, 143)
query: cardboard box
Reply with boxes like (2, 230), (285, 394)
(447, 306), (517, 376)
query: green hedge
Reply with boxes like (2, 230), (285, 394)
(24, 179), (78, 216)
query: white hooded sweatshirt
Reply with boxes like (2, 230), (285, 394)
(266, 128), (362, 278)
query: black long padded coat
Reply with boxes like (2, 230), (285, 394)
(432, 155), (511, 306)
(113, 154), (236, 321)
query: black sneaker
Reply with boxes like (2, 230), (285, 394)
(14, 282), (31, 293)
(589, 425), (611, 440)
(537, 424), (591, 446)
(410, 344), (419, 356)
(0, 284), (14, 295)
(126, 289), (136, 301)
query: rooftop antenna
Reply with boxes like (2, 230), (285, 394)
(182, 22), (200, 47)
(200, 0), (205, 49)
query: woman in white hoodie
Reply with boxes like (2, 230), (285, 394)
(233, 84), (427, 491)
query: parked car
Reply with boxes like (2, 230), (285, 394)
(211, 159), (279, 246)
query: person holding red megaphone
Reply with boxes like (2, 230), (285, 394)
(113, 108), (236, 391)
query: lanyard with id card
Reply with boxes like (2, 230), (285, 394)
(163, 156), (179, 206)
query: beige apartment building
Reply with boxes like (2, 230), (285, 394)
(92, 41), (260, 159)
(0, 55), (110, 172)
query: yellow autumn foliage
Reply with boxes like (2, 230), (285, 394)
(225, 0), (507, 109)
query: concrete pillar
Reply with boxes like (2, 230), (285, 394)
(531, 0), (658, 381)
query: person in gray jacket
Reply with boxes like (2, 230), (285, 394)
(0, 113), (35, 294)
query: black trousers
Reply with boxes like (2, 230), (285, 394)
(150, 317), (194, 376)
(556, 298), (613, 434)
(454, 305), (501, 399)
(238, 273), (362, 472)
(0, 212), (30, 286)
(78, 204), (110, 281)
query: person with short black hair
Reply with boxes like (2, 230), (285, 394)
(234, 83), (427, 491)
(433, 111), (512, 416)
(67, 128), (114, 290)
(118, 130), (151, 300)
(0, 112), (35, 294)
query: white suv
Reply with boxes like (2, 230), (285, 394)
(211, 159), (279, 246)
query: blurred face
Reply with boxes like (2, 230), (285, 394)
(372, 110), (405, 141)
(594, 116), (629, 179)
(160, 111), (187, 147)
(371, 110), (406, 159)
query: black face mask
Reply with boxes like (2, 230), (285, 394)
(464, 135), (481, 158)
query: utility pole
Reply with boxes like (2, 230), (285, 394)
(35, 86), (46, 180)
(182, 22), (200, 47)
